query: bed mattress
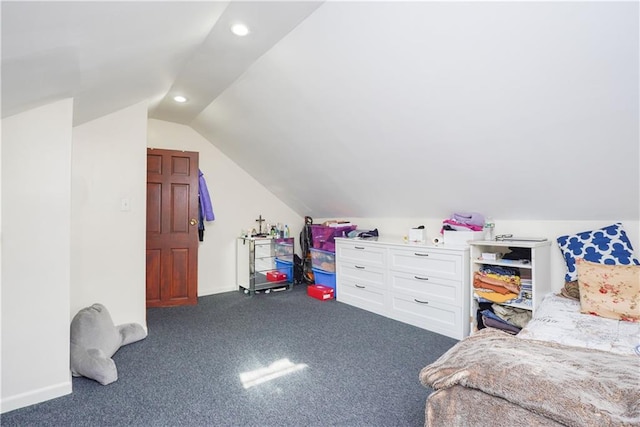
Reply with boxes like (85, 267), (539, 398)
(517, 292), (639, 356)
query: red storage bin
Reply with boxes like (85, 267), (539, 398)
(310, 224), (357, 252)
(266, 271), (287, 282)
(307, 284), (335, 301)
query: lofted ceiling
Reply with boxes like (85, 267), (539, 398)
(2, 1), (638, 221)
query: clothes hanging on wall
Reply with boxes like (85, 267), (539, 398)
(198, 169), (215, 242)
(199, 170), (215, 221)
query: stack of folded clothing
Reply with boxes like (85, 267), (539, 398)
(479, 304), (532, 334)
(473, 265), (521, 304)
(441, 212), (485, 233)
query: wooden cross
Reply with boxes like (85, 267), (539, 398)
(255, 214), (265, 234)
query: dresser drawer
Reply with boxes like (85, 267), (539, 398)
(337, 278), (387, 317)
(389, 271), (462, 306)
(388, 248), (462, 280)
(389, 294), (463, 340)
(336, 241), (386, 267)
(336, 263), (386, 290)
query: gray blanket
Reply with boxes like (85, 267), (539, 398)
(419, 328), (640, 427)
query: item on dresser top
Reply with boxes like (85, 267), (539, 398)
(441, 219), (484, 232)
(409, 226), (426, 243)
(495, 234), (548, 242)
(347, 228), (379, 239)
(443, 230), (485, 245)
(452, 212), (485, 227)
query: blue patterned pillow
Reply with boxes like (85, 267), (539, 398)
(557, 223), (639, 282)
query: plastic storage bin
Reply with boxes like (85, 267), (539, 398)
(275, 240), (294, 258)
(310, 224), (357, 252)
(312, 267), (336, 296)
(275, 259), (293, 282)
(310, 248), (336, 272)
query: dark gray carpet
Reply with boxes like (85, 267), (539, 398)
(1, 285), (457, 426)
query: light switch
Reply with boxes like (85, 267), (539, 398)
(120, 198), (130, 211)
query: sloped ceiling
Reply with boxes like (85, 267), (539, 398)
(2, 1), (638, 221)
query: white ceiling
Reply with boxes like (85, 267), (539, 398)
(2, 1), (639, 221)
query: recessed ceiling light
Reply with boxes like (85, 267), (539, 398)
(173, 95), (187, 103)
(231, 23), (250, 37)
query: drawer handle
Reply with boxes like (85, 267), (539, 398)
(414, 276), (429, 281)
(414, 252), (429, 257)
(355, 284), (365, 289)
(355, 265), (365, 269)
(414, 299), (429, 304)
(355, 246), (365, 250)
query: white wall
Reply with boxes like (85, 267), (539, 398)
(319, 216), (640, 294)
(195, 1), (639, 222)
(1, 99), (73, 413)
(71, 102), (148, 327)
(147, 119), (304, 295)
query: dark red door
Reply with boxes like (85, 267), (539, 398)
(146, 148), (199, 307)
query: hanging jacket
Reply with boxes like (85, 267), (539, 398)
(199, 169), (215, 221)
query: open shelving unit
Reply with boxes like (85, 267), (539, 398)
(468, 240), (551, 331)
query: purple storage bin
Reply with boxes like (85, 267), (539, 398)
(310, 224), (357, 252)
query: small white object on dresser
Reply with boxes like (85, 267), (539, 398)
(468, 240), (551, 332)
(335, 237), (470, 340)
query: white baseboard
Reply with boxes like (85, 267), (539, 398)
(1, 380), (72, 414)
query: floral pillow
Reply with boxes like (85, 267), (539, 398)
(576, 259), (640, 322)
(557, 223), (639, 282)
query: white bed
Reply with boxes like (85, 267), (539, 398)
(420, 292), (640, 426)
(517, 292), (639, 356)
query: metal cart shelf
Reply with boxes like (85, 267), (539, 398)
(236, 236), (294, 295)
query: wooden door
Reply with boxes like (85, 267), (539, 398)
(146, 148), (199, 307)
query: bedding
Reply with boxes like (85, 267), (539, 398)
(517, 293), (639, 355)
(556, 222), (639, 283)
(575, 259), (640, 322)
(420, 328), (640, 427)
(420, 293), (640, 426)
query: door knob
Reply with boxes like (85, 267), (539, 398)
(190, 219), (197, 226)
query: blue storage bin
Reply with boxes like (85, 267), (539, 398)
(312, 268), (336, 297)
(275, 259), (293, 281)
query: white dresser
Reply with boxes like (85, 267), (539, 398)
(335, 237), (470, 340)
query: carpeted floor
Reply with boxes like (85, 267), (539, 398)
(1, 285), (457, 426)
